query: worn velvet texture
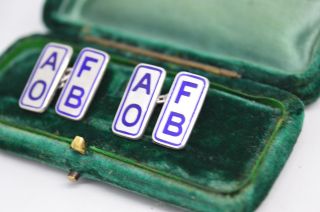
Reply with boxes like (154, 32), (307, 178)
(0, 35), (303, 212)
(0, 0), (311, 211)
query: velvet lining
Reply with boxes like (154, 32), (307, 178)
(43, 0), (320, 104)
(0, 35), (304, 211)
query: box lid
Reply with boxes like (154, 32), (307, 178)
(44, 0), (320, 103)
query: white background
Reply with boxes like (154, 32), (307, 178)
(0, 1), (319, 211)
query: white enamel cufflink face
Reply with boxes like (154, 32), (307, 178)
(112, 64), (166, 139)
(152, 72), (209, 149)
(19, 43), (73, 112)
(19, 43), (110, 120)
(112, 64), (209, 149)
(56, 48), (110, 120)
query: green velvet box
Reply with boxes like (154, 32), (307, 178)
(3, 0), (320, 211)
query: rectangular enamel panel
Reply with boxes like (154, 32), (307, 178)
(19, 43), (73, 112)
(152, 72), (209, 149)
(112, 64), (166, 139)
(55, 48), (110, 120)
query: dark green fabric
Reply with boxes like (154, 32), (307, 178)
(43, 0), (320, 104)
(0, 35), (304, 211)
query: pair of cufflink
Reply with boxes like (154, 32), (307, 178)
(19, 42), (110, 120)
(19, 43), (209, 149)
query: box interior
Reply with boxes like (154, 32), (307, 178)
(0, 36), (303, 208)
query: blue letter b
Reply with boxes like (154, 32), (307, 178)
(163, 111), (185, 137)
(64, 85), (85, 109)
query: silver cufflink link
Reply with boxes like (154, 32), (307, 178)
(19, 43), (110, 120)
(112, 63), (209, 149)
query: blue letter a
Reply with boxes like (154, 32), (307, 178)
(40, 51), (58, 71)
(132, 73), (151, 95)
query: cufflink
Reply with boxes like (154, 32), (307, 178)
(19, 43), (110, 120)
(112, 63), (166, 139)
(55, 48), (110, 120)
(152, 72), (209, 149)
(112, 64), (209, 149)
(19, 42), (73, 113)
